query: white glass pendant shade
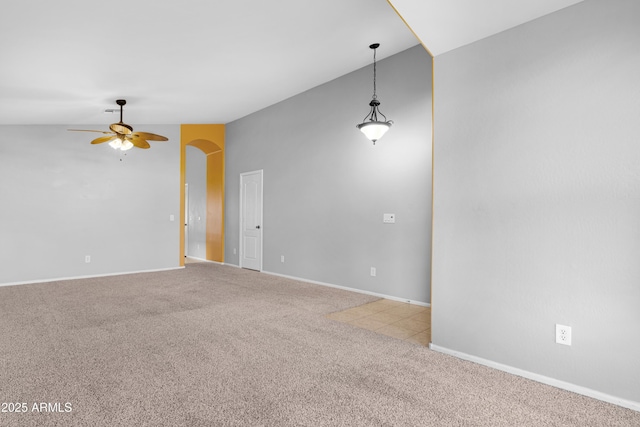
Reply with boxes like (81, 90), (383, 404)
(357, 121), (392, 143)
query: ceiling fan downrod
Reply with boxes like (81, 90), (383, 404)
(109, 99), (133, 135)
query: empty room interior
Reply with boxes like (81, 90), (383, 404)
(1, 0), (639, 425)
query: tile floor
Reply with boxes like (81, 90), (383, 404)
(326, 299), (431, 346)
(186, 259), (432, 345)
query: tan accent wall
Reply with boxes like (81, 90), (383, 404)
(180, 124), (225, 265)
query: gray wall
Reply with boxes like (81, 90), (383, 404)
(225, 45), (432, 303)
(185, 145), (207, 259)
(0, 124), (181, 285)
(432, 0), (640, 404)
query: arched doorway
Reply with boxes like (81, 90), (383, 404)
(180, 124), (225, 266)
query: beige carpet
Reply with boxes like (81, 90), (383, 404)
(0, 263), (638, 426)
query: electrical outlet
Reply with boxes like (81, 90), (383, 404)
(85, 255), (91, 263)
(370, 267), (376, 277)
(281, 255), (285, 263)
(556, 324), (572, 346)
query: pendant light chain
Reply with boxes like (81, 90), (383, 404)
(372, 46), (377, 100)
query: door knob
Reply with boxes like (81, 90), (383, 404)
(256, 225), (261, 229)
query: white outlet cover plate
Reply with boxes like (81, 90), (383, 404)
(556, 324), (572, 346)
(383, 213), (395, 223)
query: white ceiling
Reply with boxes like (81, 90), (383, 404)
(390, 0), (584, 56)
(0, 0), (583, 126)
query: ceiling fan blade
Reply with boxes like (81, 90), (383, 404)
(68, 129), (114, 134)
(131, 132), (168, 141)
(126, 136), (151, 149)
(91, 135), (117, 145)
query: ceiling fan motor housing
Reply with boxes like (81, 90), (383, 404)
(110, 122), (133, 135)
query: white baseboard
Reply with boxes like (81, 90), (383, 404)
(222, 262), (241, 268)
(429, 344), (640, 413)
(0, 266), (185, 288)
(261, 270), (430, 307)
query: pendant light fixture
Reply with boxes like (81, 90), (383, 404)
(356, 43), (393, 144)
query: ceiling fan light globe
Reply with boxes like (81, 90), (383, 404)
(120, 140), (134, 151)
(108, 138), (122, 150)
(357, 121), (392, 143)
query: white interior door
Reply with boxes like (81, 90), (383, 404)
(240, 170), (263, 271)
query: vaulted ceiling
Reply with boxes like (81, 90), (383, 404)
(0, 0), (583, 126)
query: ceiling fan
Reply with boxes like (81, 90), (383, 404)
(68, 99), (168, 151)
